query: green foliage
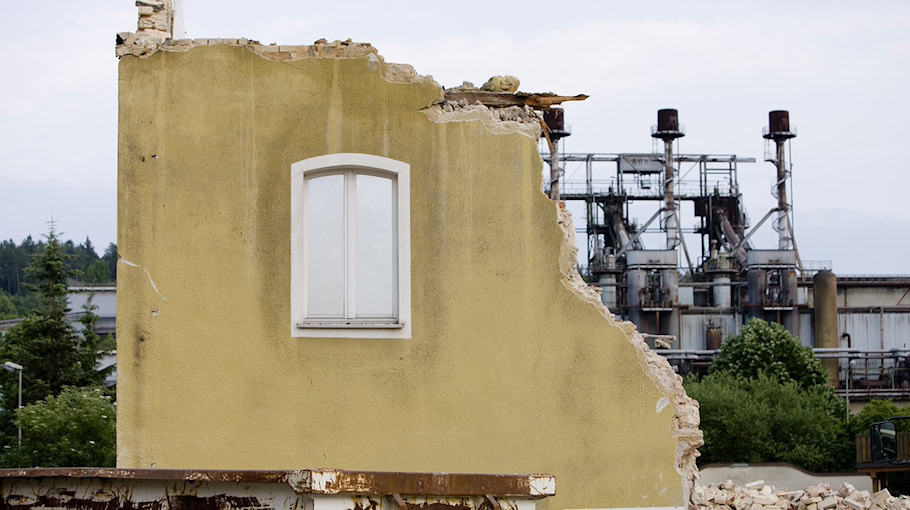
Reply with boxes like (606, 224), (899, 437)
(0, 235), (116, 315)
(83, 261), (110, 284)
(0, 237), (40, 296)
(102, 243), (117, 283)
(710, 318), (827, 389)
(0, 293), (17, 320)
(0, 387), (115, 467)
(848, 400), (910, 437)
(0, 226), (107, 422)
(685, 372), (853, 472)
(0, 292), (39, 320)
(688, 318), (855, 472)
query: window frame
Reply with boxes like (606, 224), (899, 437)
(291, 153), (411, 339)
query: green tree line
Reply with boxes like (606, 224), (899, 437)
(0, 236), (116, 319)
(0, 225), (115, 466)
(686, 318), (910, 474)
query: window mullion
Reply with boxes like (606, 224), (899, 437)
(392, 178), (399, 321)
(345, 170), (357, 319)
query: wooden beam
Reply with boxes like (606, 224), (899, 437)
(443, 90), (588, 109)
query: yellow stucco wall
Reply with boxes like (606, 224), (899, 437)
(117, 44), (690, 509)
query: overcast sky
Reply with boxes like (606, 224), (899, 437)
(1, 1), (908, 273)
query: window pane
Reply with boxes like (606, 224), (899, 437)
(356, 174), (395, 318)
(306, 174), (345, 317)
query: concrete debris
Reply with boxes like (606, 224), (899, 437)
(423, 100), (542, 139)
(448, 81), (477, 91)
(116, 33), (436, 87)
(481, 75), (520, 93)
(693, 481), (908, 510)
(115, 0), (174, 56)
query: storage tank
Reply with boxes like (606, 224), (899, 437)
(814, 270), (839, 387)
(656, 109), (679, 133)
(768, 110), (791, 135)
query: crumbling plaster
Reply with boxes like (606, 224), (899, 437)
(116, 7), (702, 507)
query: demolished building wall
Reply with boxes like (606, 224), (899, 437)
(115, 11), (702, 509)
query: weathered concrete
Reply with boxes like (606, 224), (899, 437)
(117, 41), (700, 510)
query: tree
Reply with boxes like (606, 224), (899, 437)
(687, 318), (856, 472)
(83, 260), (111, 284)
(102, 243), (117, 283)
(709, 318), (827, 389)
(0, 387), (115, 467)
(848, 400), (910, 437)
(0, 225), (106, 428)
(0, 293), (17, 320)
(685, 371), (853, 472)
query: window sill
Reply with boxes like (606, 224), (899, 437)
(296, 321), (406, 329)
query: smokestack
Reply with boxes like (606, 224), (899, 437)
(651, 109), (685, 250)
(763, 110), (797, 250)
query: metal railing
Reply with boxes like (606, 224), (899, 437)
(800, 260), (834, 275)
(659, 347), (910, 400)
(545, 177), (736, 198)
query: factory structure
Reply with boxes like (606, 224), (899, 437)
(543, 108), (910, 401)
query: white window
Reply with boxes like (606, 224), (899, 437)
(291, 153), (411, 339)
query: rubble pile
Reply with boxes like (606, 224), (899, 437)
(693, 480), (910, 510)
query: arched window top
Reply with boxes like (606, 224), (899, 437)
(293, 153), (408, 178)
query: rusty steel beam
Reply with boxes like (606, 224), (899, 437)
(0, 469), (556, 498)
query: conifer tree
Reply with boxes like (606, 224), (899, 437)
(0, 224), (106, 442)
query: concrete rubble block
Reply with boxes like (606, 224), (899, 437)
(819, 496), (837, 509)
(787, 490), (807, 503)
(745, 480), (767, 489)
(694, 481), (902, 510)
(693, 485), (708, 505)
(872, 490), (892, 507)
(481, 75), (520, 93)
(732, 496), (750, 510)
(844, 497), (868, 510)
(715, 490), (734, 505)
(753, 494), (779, 505)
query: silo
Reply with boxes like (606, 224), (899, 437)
(813, 270), (839, 387)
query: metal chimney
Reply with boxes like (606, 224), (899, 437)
(651, 109), (685, 250)
(763, 110), (796, 250)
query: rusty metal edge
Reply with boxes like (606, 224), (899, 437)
(0, 469), (555, 498)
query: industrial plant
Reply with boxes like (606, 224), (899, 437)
(543, 108), (910, 402)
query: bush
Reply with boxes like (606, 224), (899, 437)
(0, 386), (115, 467)
(685, 372), (852, 472)
(848, 400), (910, 437)
(710, 318), (827, 389)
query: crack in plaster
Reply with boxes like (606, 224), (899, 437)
(555, 203), (703, 507)
(119, 258), (166, 301)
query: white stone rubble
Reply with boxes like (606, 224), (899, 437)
(693, 481), (908, 510)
